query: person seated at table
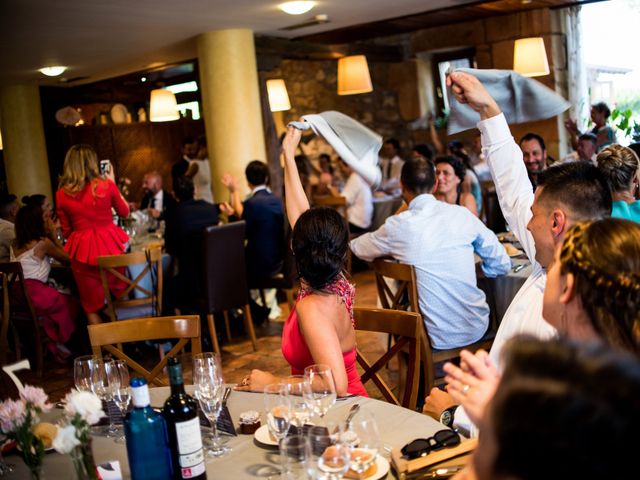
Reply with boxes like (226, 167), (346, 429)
(450, 336), (640, 480)
(565, 101), (617, 152)
(235, 126), (368, 398)
(411, 143), (434, 161)
(140, 171), (177, 219)
(11, 204), (78, 362)
(561, 133), (598, 164)
(422, 71), (612, 433)
(56, 145), (130, 325)
(351, 156), (510, 350)
(434, 156), (478, 216)
(378, 138), (404, 195)
(596, 144), (640, 223)
(0, 193), (19, 263)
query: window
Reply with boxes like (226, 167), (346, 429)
(431, 49), (476, 117)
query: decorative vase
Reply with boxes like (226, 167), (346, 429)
(71, 439), (98, 480)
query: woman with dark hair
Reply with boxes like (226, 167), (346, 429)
(22, 193), (60, 240)
(597, 144), (640, 222)
(434, 156), (478, 216)
(236, 126), (368, 397)
(565, 101), (617, 152)
(11, 204), (77, 362)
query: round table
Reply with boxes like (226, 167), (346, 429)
(14, 387), (446, 479)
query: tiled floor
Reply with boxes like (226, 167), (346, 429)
(11, 268), (399, 403)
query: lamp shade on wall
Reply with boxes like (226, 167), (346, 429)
(513, 37), (550, 77)
(150, 89), (180, 122)
(337, 55), (373, 95)
(266, 79), (291, 111)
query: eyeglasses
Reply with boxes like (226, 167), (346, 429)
(400, 429), (461, 460)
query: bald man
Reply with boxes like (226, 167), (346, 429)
(140, 171), (177, 219)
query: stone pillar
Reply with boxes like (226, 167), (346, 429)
(197, 29), (267, 201)
(0, 84), (52, 200)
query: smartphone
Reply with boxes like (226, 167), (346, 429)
(99, 159), (112, 176)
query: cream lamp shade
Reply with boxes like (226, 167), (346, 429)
(337, 55), (373, 95)
(266, 79), (291, 112)
(150, 89), (180, 122)
(513, 37), (550, 77)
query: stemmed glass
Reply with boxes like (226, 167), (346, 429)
(74, 355), (97, 392)
(193, 353), (229, 457)
(284, 376), (311, 428)
(111, 360), (131, 444)
(345, 410), (381, 477)
(302, 365), (337, 425)
(308, 423), (351, 480)
(91, 359), (119, 438)
(263, 383), (291, 445)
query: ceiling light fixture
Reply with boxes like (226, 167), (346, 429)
(513, 37), (550, 77)
(279, 1), (315, 15)
(150, 89), (180, 122)
(337, 55), (373, 95)
(266, 79), (291, 112)
(39, 66), (67, 77)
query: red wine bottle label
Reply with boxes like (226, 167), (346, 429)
(175, 417), (205, 478)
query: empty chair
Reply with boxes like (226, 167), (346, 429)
(313, 195), (349, 223)
(88, 315), (201, 387)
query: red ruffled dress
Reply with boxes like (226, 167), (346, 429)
(282, 275), (368, 397)
(56, 179), (129, 313)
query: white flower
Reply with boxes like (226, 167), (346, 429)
(20, 386), (51, 412)
(0, 399), (26, 434)
(64, 390), (105, 425)
(52, 425), (80, 454)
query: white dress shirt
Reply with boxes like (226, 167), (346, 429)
(350, 193), (510, 349)
(342, 172), (373, 229)
(378, 155), (404, 193)
(153, 190), (164, 212)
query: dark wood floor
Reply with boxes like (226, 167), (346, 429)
(11, 268), (399, 403)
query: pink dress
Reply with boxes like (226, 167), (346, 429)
(282, 276), (368, 397)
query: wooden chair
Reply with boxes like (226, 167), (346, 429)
(353, 307), (422, 410)
(372, 258), (495, 393)
(97, 247), (163, 322)
(88, 315), (201, 387)
(313, 195), (349, 223)
(0, 263), (46, 376)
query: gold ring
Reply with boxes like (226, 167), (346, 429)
(242, 377), (249, 386)
(462, 384), (470, 396)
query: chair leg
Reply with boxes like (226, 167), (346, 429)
(242, 304), (258, 351)
(207, 314), (221, 356)
(222, 311), (232, 341)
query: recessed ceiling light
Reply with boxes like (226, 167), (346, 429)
(141, 77), (147, 82)
(39, 66), (67, 77)
(279, 1), (315, 15)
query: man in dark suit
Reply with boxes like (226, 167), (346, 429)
(140, 171), (177, 219)
(171, 136), (198, 189)
(221, 160), (284, 283)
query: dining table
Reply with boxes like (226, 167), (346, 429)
(14, 387), (451, 479)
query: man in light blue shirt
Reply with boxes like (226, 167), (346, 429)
(350, 157), (510, 349)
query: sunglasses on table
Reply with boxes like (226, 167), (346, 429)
(401, 429), (461, 460)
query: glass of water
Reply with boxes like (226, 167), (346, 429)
(280, 434), (311, 480)
(74, 355), (97, 392)
(284, 376), (311, 428)
(345, 410), (380, 477)
(302, 365), (337, 425)
(112, 360), (130, 444)
(264, 383), (291, 444)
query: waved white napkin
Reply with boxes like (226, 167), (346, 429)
(447, 68), (571, 135)
(288, 111), (382, 187)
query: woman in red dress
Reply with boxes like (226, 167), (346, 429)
(56, 145), (129, 324)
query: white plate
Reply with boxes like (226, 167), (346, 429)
(110, 103), (128, 124)
(348, 456), (390, 480)
(254, 424), (278, 446)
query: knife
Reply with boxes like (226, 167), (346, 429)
(401, 464), (466, 479)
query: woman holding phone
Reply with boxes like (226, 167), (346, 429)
(56, 145), (130, 324)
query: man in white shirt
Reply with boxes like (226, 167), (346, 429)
(340, 161), (373, 233)
(0, 194), (18, 263)
(423, 70), (612, 434)
(351, 156), (511, 350)
(561, 133), (598, 164)
(378, 138), (405, 195)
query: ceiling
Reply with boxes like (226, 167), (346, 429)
(0, 0), (593, 87)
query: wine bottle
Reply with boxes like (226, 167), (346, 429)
(124, 378), (173, 480)
(163, 357), (207, 480)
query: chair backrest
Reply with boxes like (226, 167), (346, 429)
(203, 221), (249, 312)
(353, 307), (422, 410)
(372, 258), (420, 313)
(313, 195), (349, 222)
(97, 247), (163, 322)
(88, 315), (201, 387)
(2, 359), (30, 392)
(0, 262), (38, 322)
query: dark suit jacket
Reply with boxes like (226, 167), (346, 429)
(242, 189), (285, 281)
(140, 190), (177, 219)
(171, 158), (190, 188)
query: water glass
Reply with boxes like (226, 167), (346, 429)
(91, 359), (119, 437)
(280, 434), (311, 480)
(284, 376), (311, 428)
(264, 383), (291, 443)
(307, 424), (350, 480)
(302, 365), (337, 424)
(345, 410), (381, 476)
(74, 355), (97, 392)
(112, 360), (131, 443)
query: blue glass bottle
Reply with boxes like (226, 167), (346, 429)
(124, 377), (173, 480)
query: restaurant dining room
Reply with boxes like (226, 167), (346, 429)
(1, 0), (640, 478)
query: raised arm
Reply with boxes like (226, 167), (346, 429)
(282, 126), (310, 229)
(221, 174), (244, 218)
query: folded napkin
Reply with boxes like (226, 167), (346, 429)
(288, 111), (383, 187)
(447, 68), (571, 135)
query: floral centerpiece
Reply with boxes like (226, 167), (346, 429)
(0, 386), (52, 480)
(53, 390), (104, 480)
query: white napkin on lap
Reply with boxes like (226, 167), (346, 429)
(288, 111), (383, 187)
(447, 68), (572, 135)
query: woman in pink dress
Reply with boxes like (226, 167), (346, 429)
(236, 126), (368, 397)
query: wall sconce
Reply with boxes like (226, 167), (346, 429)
(150, 89), (180, 122)
(337, 55), (373, 95)
(513, 37), (550, 77)
(266, 79), (291, 112)
(0, 129), (3, 150)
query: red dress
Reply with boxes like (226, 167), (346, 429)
(56, 179), (129, 313)
(282, 276), (368, 397)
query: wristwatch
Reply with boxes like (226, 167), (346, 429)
(439, 406), (458, 428)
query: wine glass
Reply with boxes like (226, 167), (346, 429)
(279, 434), (311, 480)
(284, 376), (311, 428)
(263, 383), (291, 444)
(302, 365), (337, 425)
(308, 423), (350, 480)
(91, 359), (119, 437)
(111, 360), (130, 444)
(345, 410), (381, 477)
(74, 355), (97, 392)
(193, 353), (229, 457)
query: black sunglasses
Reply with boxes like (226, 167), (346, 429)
(401, 429), (461, 460)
